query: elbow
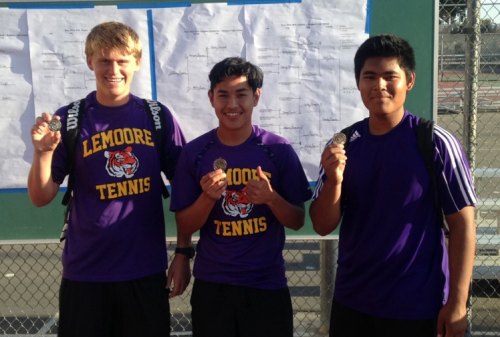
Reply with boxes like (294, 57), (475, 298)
(313, 224), (334, 236)
(311, 218), (338, 236)
(27, 179), (58, 207)
(284, 207), (306, 231)
(33, 200), (50, 208)
(28, 191), (52, 207)
(309, 203), (339, 236)
(287, 220), (305, 231)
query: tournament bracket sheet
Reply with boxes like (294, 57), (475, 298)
(153, 0), (368, 180)
(0, 0), (367, 189)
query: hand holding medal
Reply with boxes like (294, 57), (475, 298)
(331, 132), (346, 145)
(48, 118), (62, 132)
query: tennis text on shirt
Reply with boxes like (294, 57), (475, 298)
(81, 127), (156, 200)
(214, 167), (272, 237)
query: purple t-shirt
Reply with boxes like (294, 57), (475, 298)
(51, 92), (185, 282)
(170, 126), (312, 289)
(312, 112), (476, 320)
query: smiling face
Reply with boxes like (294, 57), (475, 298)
(87, 48), (141, 107)
(208, 75), (261, 144)
(358, 56), (415, 120)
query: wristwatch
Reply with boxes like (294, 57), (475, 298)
(175, 246), (195, 259)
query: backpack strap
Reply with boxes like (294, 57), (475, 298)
(143, 99), (170, 199)
(254, 136), (278, 170)
(416, 117), (447, 233)
(195, 139), (216, 177)
(416, 118), (435, 182)
(61, 99), (85, 206)
(193, 134), (279, 176)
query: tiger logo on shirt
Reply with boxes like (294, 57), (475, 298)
(221, 189), (254, 218)
(104, 146), (139, 178)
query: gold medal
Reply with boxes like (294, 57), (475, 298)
(213, 157), (227, 171)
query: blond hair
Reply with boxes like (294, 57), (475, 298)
(85, 21), (142, 60)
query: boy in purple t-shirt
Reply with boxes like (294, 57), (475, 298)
(310, 35), (476, 337)
(170, 57), (312, 337)
(28, 22), (189, 337)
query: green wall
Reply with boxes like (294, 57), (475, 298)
(0, 0), (435, 240)
(370, 0), (436, 119)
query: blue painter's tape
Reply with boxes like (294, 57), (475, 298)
(0, 188), (28, 194)
(0, 187), (69, 193)
(147, 10), (157, 101)
(228, 0), (300, 5)
(365, 0), (372, 33)
(117, 2), (190, 9)
(8, 3), (94, 9)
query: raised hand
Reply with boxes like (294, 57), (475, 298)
(200, 169), (227, 200)
(244, 166), (274, 205)
(31, 112), (61, 153)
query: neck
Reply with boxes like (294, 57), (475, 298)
(217, 126), (253, 146)
(96, 92), (130, 107)
(369, 110), (405, 135)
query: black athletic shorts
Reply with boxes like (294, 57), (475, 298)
(58, 272), (170, 337)
(190, 278), (293, 337)
(330, 300), (437, 337)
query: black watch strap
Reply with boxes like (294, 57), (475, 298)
(175, 247), (195, 259)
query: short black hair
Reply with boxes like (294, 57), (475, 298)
(209, 57), (263, 92)
(354, 34), (416, 85)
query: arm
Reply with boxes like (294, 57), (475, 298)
(175, 169), (227, 237)
(167, 229), (193, 297)
(169, 169), (227, 294)
(27, 113), (61, 206)
(309, 144), (346, 236)
(437, 206), (476, 337)
(245, 166), (305, 231)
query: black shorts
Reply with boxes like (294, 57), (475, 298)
(190, 279), (293, 337)
(58, 272), (170, 337)
(330, 300), (437, 337)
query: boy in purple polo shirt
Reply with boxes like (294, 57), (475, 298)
(310, 35), (476, 337)
(170, 57), (312, 337)
(28, 22), (189, 337)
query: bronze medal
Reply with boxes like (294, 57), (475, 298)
(48, 119), (62, 132)
(332, 132), (346, 145)
(213, 157), (227, 171)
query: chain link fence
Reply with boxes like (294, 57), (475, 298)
(438, 0), (500, 336)
(1, 239), (334, 337)
(1, 1), (499, 336)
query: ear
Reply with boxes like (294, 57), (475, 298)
(407, 72), (416, 91)
(135, 56), (142, 70)
(208, 90), (215, 108)
(253, 88), (261, 106)
(87, 57), (94, 71)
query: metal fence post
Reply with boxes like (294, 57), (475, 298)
(463, 2), (481, 335)
(463, 0), (481, 168)
(318, 239), (337, 335)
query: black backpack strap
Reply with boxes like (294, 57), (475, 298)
(194, 139), (216, 177)
(416, 118), (447, 233)
(193, 135), (278, 177)
(143, 99), (169, 199)
(61, 99), (85, 206)
(254, 136), (278, 170)
(416, 118), (435, 181)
